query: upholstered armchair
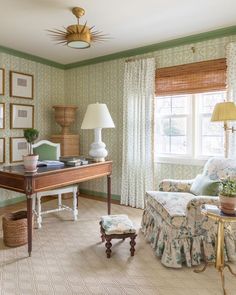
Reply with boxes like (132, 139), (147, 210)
(141, 157), (236, 268)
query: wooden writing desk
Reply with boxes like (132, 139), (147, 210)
(0, 160), (112, 256)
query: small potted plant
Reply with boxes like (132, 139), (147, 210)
(219, 177), (236, 214)
(23, 128), (39, 172)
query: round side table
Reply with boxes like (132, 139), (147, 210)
(194, 204), (236, 295)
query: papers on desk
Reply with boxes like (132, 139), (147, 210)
(37, 160), (64, 167)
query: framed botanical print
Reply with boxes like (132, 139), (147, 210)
(0, 68), (4, 95)
(0, 103), (5, 129)
(10, 71), (34, 99)
(10, 103), (34, 129)
(0, 138), (5, 163)
(10, 137), (28, 163)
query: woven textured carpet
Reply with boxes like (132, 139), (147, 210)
(0, 197), (236, 295)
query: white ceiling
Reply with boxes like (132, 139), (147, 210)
(0, 0), (236, 65)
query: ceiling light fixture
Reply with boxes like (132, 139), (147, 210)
(48, 7), (109, 49)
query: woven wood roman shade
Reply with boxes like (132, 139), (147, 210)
(155, 58), (226, 96)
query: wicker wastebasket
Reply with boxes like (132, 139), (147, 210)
(2, 211), (29, 247)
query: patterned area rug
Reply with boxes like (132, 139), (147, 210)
(0, 197), (236, 295)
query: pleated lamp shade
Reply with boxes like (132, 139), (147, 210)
(81, 103), (115, 129)
(211, 102), (236, 122)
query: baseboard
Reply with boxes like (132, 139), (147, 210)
(0, 195), (26, 208)
(0, 190), (121, 208)
(79, 189), (121, 202)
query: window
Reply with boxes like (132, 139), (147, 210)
(154, 91), (226, 162)
(155, 95), (191, 156)
(196, 92), (225, 157)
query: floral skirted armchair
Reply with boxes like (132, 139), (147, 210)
(141, 157), (236, 268)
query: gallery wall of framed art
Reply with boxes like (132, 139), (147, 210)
(0, 68), (4, 95)
(10, 71), (34, 99)
(0, 51), (65, 205)
(0, 103), (5, 129)
(0, 138), (5, 164)
(10, 103), (34, 129)
(0, 59), (64, 167)
(10, 137), (28, 163)
(0, 69), (35, 163)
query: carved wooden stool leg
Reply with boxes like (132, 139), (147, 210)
(99, 223), (105, 242)
(105, 237), (112, 258)
(130, 235), (137, 256)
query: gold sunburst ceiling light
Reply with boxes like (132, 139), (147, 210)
(48, 7), (109, 49)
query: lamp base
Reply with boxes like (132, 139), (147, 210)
(88, 128), (108, 162)
(92, 157), (106, 162)
(89, 142), (107, 161)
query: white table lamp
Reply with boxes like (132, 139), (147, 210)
(81, 103), (115, 161)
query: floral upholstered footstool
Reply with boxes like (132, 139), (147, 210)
(100, 214), (137, 258)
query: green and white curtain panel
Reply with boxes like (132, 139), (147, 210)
(226, 42), (236, 158)
(121, 57), (155, 209)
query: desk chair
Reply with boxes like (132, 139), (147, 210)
(32, 140), (78, 228)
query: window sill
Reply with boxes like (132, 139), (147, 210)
(155, 157), (207, 166)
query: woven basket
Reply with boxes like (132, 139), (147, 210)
(2, 211), (31, 247)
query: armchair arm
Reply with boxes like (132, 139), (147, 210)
(187, 196), (219, 211)
(159, 178), (195, 192)
(186, 195), (219, 234)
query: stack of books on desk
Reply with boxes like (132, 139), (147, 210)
(37, 160), (64, 167)
(202, 204), (221, 214)
(59, 156), (89, 166)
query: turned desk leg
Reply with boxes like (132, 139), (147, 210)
(26, 196), (33, 257)
(107, 175), (111, 215)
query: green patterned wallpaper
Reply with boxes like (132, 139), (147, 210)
(1, 34), (236, 205)
(0, 52), (65, 205)
(65, 60), (124, 196)
(65, 35), (236, 196)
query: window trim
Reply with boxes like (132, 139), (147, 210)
(154, 91), (226, 164)
(155, 156), (207, 166)
(154, 95), (192, 158)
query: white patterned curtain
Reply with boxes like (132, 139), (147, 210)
(121, 58), (155, 209)
(226, 42), (236, 158)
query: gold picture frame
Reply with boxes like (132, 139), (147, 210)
(0, 138), (5, 164)
(10, 137), (28, 163)
(10, 71), (34, 99)
(10, 103), (34, 129)
(0, 68), (4, 95)
(0, 103), (5, 129)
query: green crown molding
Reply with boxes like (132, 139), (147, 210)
(0, 45), (65, 69)
(65, 25), (236, 69)
(1, 25), (236, 70)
